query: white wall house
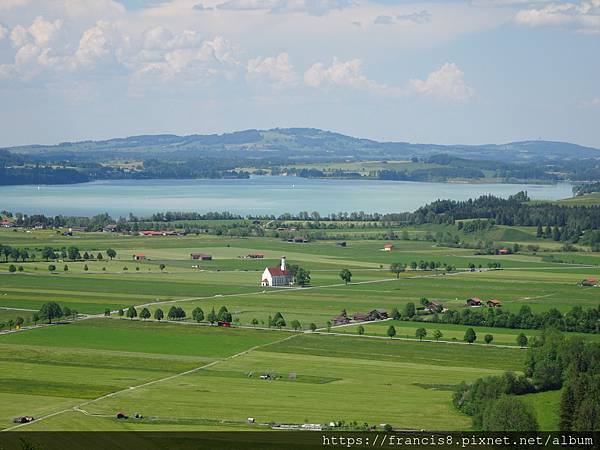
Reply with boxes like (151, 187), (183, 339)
(261, 257), (294, 287)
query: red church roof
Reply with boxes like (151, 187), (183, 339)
(267, 267), (292, 277)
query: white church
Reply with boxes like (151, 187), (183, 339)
(261, 256), (294, 287)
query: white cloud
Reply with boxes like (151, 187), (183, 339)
(0, 24), (8, 41)
(515, 0), (600, 33)
(580, 97), (600, 108)
(247, 52), (297, 87)
(215, 0), (355, 15)
(304, 58), (397, 96)
(9, 17), (62, 47)
(409, 62), (474, 102)
(73, 20), (122, 68)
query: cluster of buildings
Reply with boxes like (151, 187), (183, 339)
(331, 309), (389, 326)
(466, 297), (502, 308)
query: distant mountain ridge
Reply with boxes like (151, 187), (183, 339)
(3, 128), (599, 163)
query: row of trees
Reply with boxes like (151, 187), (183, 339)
(0, 244), (117, 263)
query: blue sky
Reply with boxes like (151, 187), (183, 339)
(0, 0), (599, 147)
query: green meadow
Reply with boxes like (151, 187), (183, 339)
(0, 227), (598, 431)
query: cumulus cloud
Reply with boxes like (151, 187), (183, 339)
(374, 10), (431, 26)
(73, 20), (123, 69)
(216, 0), (355, 15)
(247, 52), (297, 87)
(304, 58), (398, 96)
(515, 0), (600, 33)
(0, 24), (8, 41)
(408, 63), (474, 102)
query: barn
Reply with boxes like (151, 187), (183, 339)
(190, 253), (212, 260)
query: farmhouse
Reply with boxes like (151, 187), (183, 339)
(133, 253), (146, 261)
(261, 257), (294, 287)
(190, 253), (212, 260)
(581, 278), (598, 287)
(498, 248), (510, 255)
(466, 297), (482, 307)
(103, 224), (118, 232)
(247, 253), (264, 259)
(487, 299), (502, 307)
(425, 301), (444, 313)
(331, 313), (350, 326)
(383, 243), (394, 251)
(0, 220), (14, 228)
(353, 309), (388, 322)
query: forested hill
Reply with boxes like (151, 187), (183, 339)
(4, 128), (599, 163)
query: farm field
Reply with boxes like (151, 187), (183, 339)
(334, 319), (600, 346)
(0, 227), (599, 432)
(0, 320), (523, 432)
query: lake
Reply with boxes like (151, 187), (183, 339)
(0, 177), (573, 217)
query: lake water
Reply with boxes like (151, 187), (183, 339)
(0, 177), (573, 217)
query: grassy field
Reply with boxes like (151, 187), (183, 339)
(1, 227), (598, 431)
(0, 320), (523, 431)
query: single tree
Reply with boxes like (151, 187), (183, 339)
(126, 306), (137, 320)
(517, 333), (528, 348)
(415, 327), (427, 341)
(140, 307), (151, 320)
(251, 318), (259, 327)
(84, 264), (89, 271)
(433, 329), (443, 341)
(404, 302), (416, 318)
(309, 322), (317, 332)
(159, 263), (166, 271)
(106, 248), (117, 260)
(482, 396), (539, 431)
(32, 312), (40, 325)
(117, 308), (124, 318)
(63, 264), (69, 272)
(39, 302), (63, 324)
(207, 307), (218, 324)
(390, 307), (401, 320)
(8, 264), (16, 273)
(63, 306), (72, 318)
(154, 308), (164, 321)
(464, 328), (477, 344)
(104, 308), (111, 317)
(326, 320), (331, 332)
(484, 334), (494, 345)
(17, 265), (23, 272)
(387, 325), (397, 339)
(294, 267), (311, 286)
(15, 317), (24, 328)
(339, 268), (352, 285)
(390, 263), (406, 279)
(48, 264), (56, 272)
(97, 252), (103, 260)
(357, 325), (365, 335)
(7, 319), (15, 330)
(291, 319), (302, 331)
(192, 307), (205, 323)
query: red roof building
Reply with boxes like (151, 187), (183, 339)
(261, 257), (293, 287)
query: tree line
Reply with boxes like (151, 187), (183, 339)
(453, 329), (600, 431)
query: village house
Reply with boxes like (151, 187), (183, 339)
(69, 226), (87, 233)
(353, 309), (388, 322)
(498, 248), (510, 255)
(247, 253), (264, 259)
(0, 219), (14, 228)
(466, 297), (483, 307)
(261, 257), (294, 287)
(425, 301), (444, 313)
(487, 299), (502, 308)
(383, 243), (394, 251)
(133, 253), (146, 261)
(190, 253), (212, 261)
(331, 315), (350, 326)
(581, 278), (598, 287)
(102, 224), (118, 233)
